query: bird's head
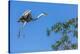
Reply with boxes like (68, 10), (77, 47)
(42, 12), (48, 16)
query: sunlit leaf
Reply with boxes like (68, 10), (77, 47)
(53, 22), (63, 33)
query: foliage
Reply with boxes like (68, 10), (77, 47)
(47, 17), (78, 50)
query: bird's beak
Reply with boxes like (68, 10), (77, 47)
(45, 13), (48, 16)
(43, 12), (48, 16)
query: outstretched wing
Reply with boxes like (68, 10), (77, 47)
(17, 10), (32, 23)
(23, 10), (33, 22)
(23, 10), (31, 16)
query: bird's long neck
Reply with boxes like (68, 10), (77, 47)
(32, 13), (46, 21)
(36, 13), (44, 19)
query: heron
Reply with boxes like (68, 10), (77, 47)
(17, 10), (48, 38)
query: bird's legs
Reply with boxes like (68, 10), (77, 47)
(18, 22), (26, 38)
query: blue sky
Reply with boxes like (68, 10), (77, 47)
(10, 1), (78, 53)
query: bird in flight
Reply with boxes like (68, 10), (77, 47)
(17, 10), (48, 38)
(18, 10), (48, 26)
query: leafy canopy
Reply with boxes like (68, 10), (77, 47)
(47, 17), (78, 50)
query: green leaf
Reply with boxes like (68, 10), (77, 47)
(61, 35), (69, 42)
(62, 23), (70, 30)
(51, 45), (58, 50)
(71, 44), (78, 49)
(56, 41), (62, 47)
(53, 22), (63, 33)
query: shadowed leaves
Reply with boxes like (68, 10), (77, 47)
(47, 17), (78, 50)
